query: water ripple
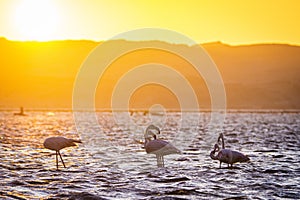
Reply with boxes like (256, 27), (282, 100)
(0, 111), (299, 199)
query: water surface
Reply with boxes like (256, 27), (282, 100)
(0, 111), (299, 199)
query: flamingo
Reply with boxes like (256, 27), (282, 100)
(210, 133), (250, 168)
(144, 125), (181, 167)
(43, 136), (81, 169)
(14, 106), (27, 116)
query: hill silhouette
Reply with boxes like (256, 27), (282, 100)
(0, 38), (299, 110)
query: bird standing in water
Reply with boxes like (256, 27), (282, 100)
(210, 133), (250, 168)
(144, 125), (181, 167)
(43, 136), (81, 169)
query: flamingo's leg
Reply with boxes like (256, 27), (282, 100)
(159, 156), (161, 167)
(58, 151), (66, 168)
(157, 155), (163, 167)
(156, 155), (160, 167)
(56, 151), (58, 169)
(158, 156), (161, 167)
(219, 161), (222, 168)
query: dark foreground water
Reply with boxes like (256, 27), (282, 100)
(0, 111), (299, 199)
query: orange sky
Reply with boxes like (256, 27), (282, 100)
(0, 0), (299, 45)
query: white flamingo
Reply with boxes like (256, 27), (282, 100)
(144, 125), (181, 167)
(43, 136), (81, 169)
(210, 133), (250, 168)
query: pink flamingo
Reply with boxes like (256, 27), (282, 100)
(210, 133), (250, 168)
(43, 136), (81, 169)
(144, 125), (181, 167)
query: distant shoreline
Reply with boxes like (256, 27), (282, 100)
(1, 108), (299, 113)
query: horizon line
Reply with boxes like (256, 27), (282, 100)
(0, 36), (299, 47)
(1, 107), (300, 114)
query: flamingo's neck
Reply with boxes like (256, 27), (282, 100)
(218, 134), (225, 149)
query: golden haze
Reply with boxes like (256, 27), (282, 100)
(0, 38), (299, 110)
(0, 0), (299, 45)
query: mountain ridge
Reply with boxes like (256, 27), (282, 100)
(2, 37), (300, 46)
(1, 38), (299, 109)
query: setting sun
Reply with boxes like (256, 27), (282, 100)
(0, 0), (298, 44)
(12, 0), (60, 41)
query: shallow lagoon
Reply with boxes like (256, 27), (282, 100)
(0, 111), (299, 199)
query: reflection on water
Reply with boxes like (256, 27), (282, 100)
(0, 111), (299, 199)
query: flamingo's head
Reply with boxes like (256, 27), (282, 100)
(146, 125), (160, 134)
(145, 130), (156, 140)
(210, 143), (220, 160)
(144, 125), (160, 140)
(214, 143), (220, 152)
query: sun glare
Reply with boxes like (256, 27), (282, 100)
(13, 0), (60, 41)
